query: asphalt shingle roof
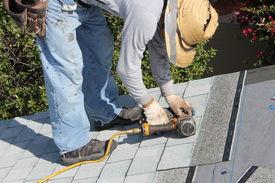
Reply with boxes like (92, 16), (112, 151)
(1, 65), (275, 182)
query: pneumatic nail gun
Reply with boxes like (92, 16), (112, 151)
(126, 108), (196, 137)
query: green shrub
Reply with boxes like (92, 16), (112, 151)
(0, 4), (47, 119)
(0, 8), (216, 120)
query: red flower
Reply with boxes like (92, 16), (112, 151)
(247, 28), (253, 33)
(242, 27), (254, 37)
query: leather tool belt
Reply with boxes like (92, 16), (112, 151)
(3, 0), (48, 38)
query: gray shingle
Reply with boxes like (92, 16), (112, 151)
(185, 77), (213, 97)
(245, 65), (275, 85)
(74, 161), (106, 180)
(13, 118), (43, 133)
(108, 146), (138, 163)
(193, 116), (203, 132)
(0, 122), (9, 132)
(140, 135), (167, 148)
(39, 124), (52, 135)
(26, 161), (57, 181)
(166, 132), (196, 147)
(127, 144), (164, 175)
(39, 152), (61, 164)
(7, 119), (22, 128)
(0, 126), (24, 139)
(2, 179), (24, 183)
(4, 157), (38, 181)
(24, 180), (40, 183)
(153, 168), (189, 183)
(13, 127), (38, 143)
(97, 177), (124, 183)
(0, 138), (13, 156)
(246, 167), (275, 182)
(116, 133), (141, 149)
(48, 177), (73, 183)
(51, 164), (79, 180)
(191, 72), (240, 166)
(0, 167), (12, 181)
(43, 133), (53, 138)
(191, 163), (216, 183)
(99, 160), (131, 179)
(173, 82), (188, 97)
(157, 143), (194, 170)
(72, 178), (97, 183)
(24, 122), (44, 133)
(13, 157), (39, 169)
(0, 153), (22, 168)
(184, 94), (208, 117)
(43, 140), (59, 154)
(20, 135), (52, 159)
(124, 172), (155, 183)
(4, 141), (30, 155)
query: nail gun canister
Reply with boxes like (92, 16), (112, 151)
(176, 116), (196, 137)
(165, 108), (196, 137)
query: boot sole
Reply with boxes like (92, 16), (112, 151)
(61, 152), (105, 166)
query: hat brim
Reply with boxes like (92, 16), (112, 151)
(165, 31), (196, 68)
(175, 31), (196, 68)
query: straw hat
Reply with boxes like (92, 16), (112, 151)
(165, 0), (219, 68)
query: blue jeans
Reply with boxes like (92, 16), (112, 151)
(37, 0), (121, 154)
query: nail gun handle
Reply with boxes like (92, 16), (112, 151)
(142, 123), (176, 136)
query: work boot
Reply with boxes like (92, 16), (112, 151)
(61, 139), (118, 165)
(94, 106), (142, 131)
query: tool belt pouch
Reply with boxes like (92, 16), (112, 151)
(3, 0), (48, 38)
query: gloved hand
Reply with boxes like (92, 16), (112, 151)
(165, 95), (192, 117)
(143, 99), (169, 125)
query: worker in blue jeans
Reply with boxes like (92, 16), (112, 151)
(2, 0), (217, 165)
(36, 0), (142, 165)
(38, 0), (219, 165)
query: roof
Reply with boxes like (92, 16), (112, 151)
(1, 65), (275, 182)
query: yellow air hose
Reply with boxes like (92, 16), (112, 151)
(37, 128), (142, 183)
